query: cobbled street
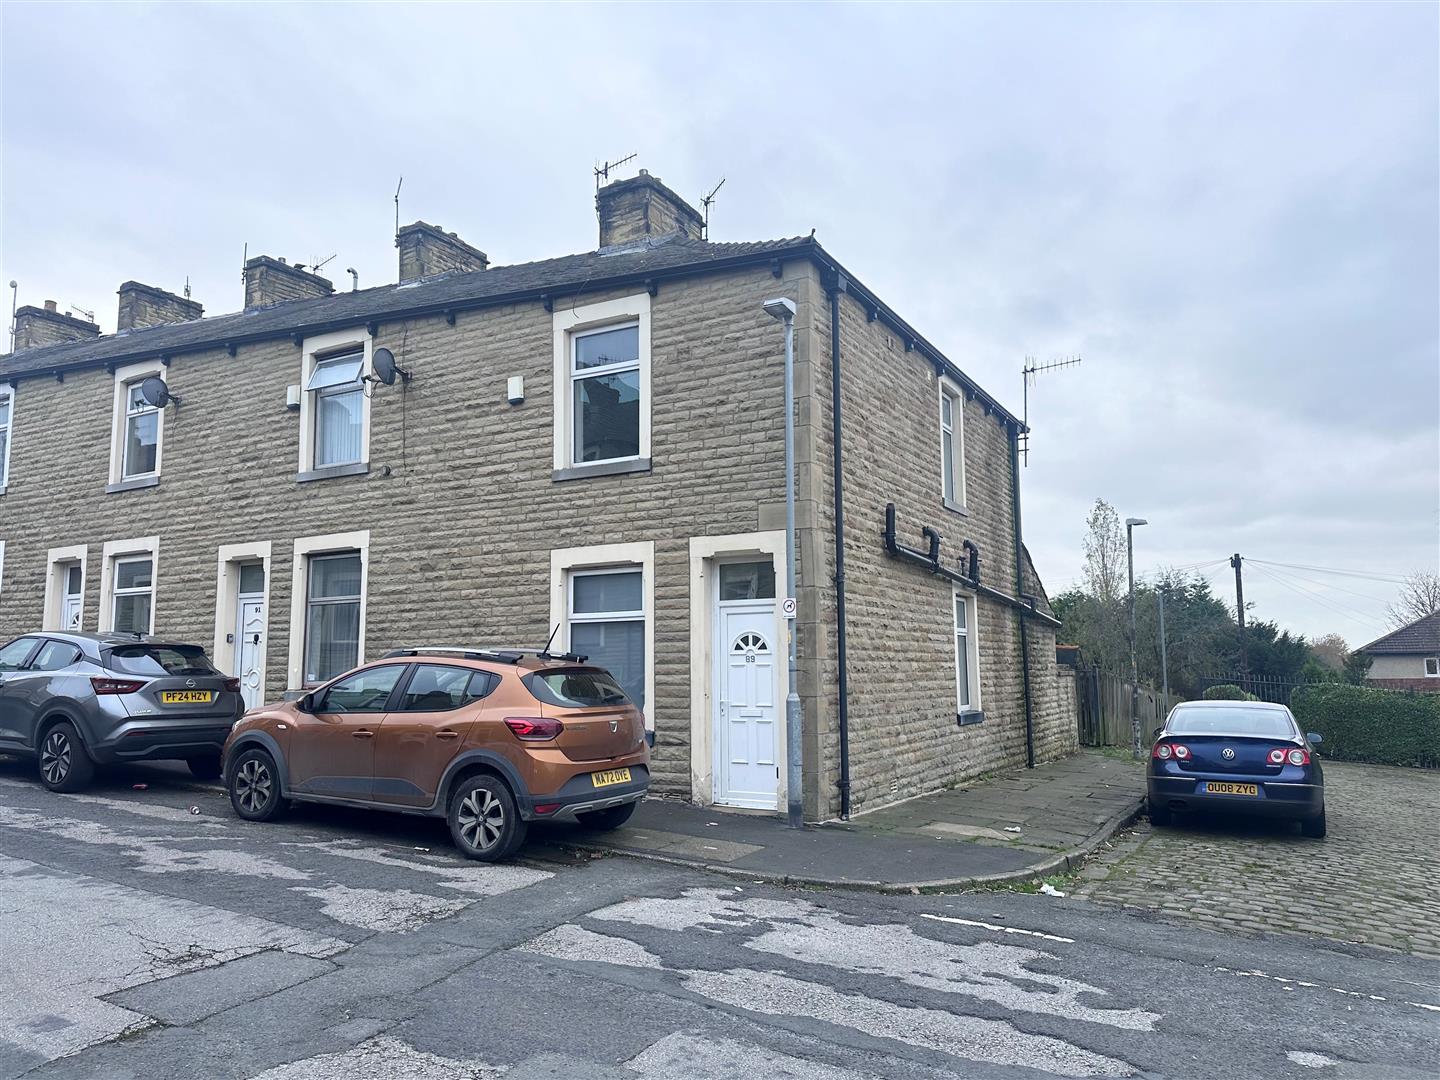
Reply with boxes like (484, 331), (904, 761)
(0, 757), (1437, 1080)
(1075, 762), (1440, 959)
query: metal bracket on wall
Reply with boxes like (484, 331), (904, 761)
(225, 343), (237, 357)
(770, 258), (784, 279)
(443, 309), (456, 326)
(645, 279), (658, 298)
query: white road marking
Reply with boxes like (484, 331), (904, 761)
(626, 1032), (871, 1078)
(246, 1035), (502, 1079)
(289, 884), (471, 933)
(591, 888), (1156, 1031)
(290, 840), (552, 894)
(921, 911), (1075, 942)
(1212, 966), (1432, 1010)
(0, 854), (344, 1063)
(1287, 1050), (1337, 1068)
(519, 924), (1136, 1078)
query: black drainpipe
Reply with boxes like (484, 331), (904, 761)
(827, 272), (853, 818)
(1009, 424), (1036, 768)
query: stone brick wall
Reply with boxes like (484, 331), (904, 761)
(596, 172), (705, 248)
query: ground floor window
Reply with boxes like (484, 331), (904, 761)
(954, 590), (980, 713)
(112, 555), (154, 633)
(568, 567), (645, 708)
(304, 552), (362, 684)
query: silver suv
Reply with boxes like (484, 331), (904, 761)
(0, 632), (243, 792)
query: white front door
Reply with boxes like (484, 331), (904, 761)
(60, 564), (83, 632)
(236, 596), (266, 711)
(714, 602), (779, 809)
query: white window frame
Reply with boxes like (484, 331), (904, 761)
(1425, 657), (1439, 678)
(42, 544), (88, 631)
(0, 383), (13, 491)
(98, 536), (159, 634)
(938, 376), (966, 511)
(108, 361), (165, 487)
(552, 294), (651, 472)
(299, 328), (373, 476)
(953, 588), (981, 714)
(549, 540), (655, 730)
(287, 530), (370, 690)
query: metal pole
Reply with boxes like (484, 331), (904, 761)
(1128, 525), (1138, 757)
(1231, 553), (1247, 689)
(1158, 588), (1169, 703)
(782, 311), (803, 829)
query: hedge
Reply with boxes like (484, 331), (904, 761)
(1289, 684), (1440, 768)
(1203, 684), (1258, 701)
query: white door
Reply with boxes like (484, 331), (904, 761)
(236, 596), (266, 711)
(60, 564), (83, 632)
(715, 603), (779, 809)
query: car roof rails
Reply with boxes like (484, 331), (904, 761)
(381, 646), (525, 664)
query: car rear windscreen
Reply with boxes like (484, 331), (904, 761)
(525, 669), (631, 708)
(1168, 707), (1294, 737)
(106, 645), (217, 677)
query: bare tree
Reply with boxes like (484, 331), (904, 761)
(1082, 498), (1127, 605)
(1310, 632), (1348, 671)
(1387, 570), (1440, 629)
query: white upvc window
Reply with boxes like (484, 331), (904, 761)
(108, 362), (165, 487)
(299, 329), (372, 477)
(954, 589), (981, 714)
(287, 530), (370, 689)
(1425, 657), (1439, 678)
(0, 384), (12, 490)
(99, 536), (159, 635)
(550, 541), (655, 728)
(939, 377), (966, 510)
(552, 294), (651, 474)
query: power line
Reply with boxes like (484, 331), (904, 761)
(1247, 563), (1389, 629)
(1256, 562), (1397, 606)
(1246, 558), (1407, 585)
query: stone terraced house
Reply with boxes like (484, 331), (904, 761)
(0, 170), (1077, 820)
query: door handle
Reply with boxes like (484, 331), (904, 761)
(252, 634), (261, 645)
(352, 730), (374, 739)
(435, 730), (460, 740)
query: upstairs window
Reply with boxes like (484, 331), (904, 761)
(0, 386), (11, 488)
(572, 323), (641, 464)
(122, 383), (161, 479)
(939, 381), (965, 509)
(307, 350), (366, 468)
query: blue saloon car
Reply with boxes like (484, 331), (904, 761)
(1148, 700), (1327, 838)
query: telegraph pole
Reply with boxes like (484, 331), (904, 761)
(1231, 553), (1247, 688)
(1158, 587), (1170, 703)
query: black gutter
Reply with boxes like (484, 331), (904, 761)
(881, 503), (1063, 631)
(1009, 426), (1036, 768)
(827, 272), (853, 820)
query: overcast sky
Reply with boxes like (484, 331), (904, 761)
(2, 2), (1435, 649)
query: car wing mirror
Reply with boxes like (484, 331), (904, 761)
(1307, 731), (1323, 745)
(297, 692), (315, 713)
(1151, 726), (1164, 741)
(645, 729), (656, 749)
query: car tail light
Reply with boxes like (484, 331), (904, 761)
(1152, 743), (1172, 760)
(1287, 748), (1310, 766)
(504, 716), (564, 742)
(223, 677), (241, 694)
(1268, 748), (1287, 765)
(91, 677), (145, 695)
(1172, 744), (1190, 760)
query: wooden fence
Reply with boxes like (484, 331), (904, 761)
(1075, 666), (1185, 748)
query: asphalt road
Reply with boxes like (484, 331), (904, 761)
(0, 757), (1436, 1080)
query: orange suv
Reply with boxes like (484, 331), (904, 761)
(221, 648), (650, 861)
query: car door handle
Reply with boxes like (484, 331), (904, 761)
(435, 730), (461, 740)
(352, 730), (375, 739)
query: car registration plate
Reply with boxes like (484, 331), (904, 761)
(591, 768), (632, 789)
(1200, 781), (1258, 796)
(160, 690), (215, 705)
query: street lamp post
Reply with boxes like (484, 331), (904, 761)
(764, 296), (804, 829)
(1125, 517), (1148, 759)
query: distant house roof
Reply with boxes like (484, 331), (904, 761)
(0, 233), (1023, 428)
(1358, 611), (1440, 656)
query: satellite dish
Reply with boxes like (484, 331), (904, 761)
(371, 347), (409, 386)
(138, 376), (179, 409)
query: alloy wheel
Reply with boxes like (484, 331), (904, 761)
(40, 731), (71, 785)
(235, 759), (273, 814)
(457, 788), (505, 852)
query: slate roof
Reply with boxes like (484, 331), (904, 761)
(1358, 611), (1440, 655)
(0, 235), (807, 379)
(0, 232), (1023, 427)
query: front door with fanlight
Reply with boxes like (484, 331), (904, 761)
(714, 602), (780, 810)
(234, 562), (266, 711)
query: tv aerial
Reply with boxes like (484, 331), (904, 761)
(1021, 355), (1082, 466)
(701, 178), (726, 240)
(594, 152), (637, 190)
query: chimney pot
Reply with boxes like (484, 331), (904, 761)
(595, 172), (704, 249)
(43, 299), (57, 312)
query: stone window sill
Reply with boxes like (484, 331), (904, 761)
(297, 462), (370, 483)
(106, 475), (160, 494)
(956, 710), (985, 728)
(552, 457), (651, 483)
(943, 497), (969, 517)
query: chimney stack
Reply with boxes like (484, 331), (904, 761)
(595, 170), (704, 249)
(396, 221), (488, 283)
(243, 256), (334, 309)
(117, 281), (203, 331)
(11, 301), (101, 352)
